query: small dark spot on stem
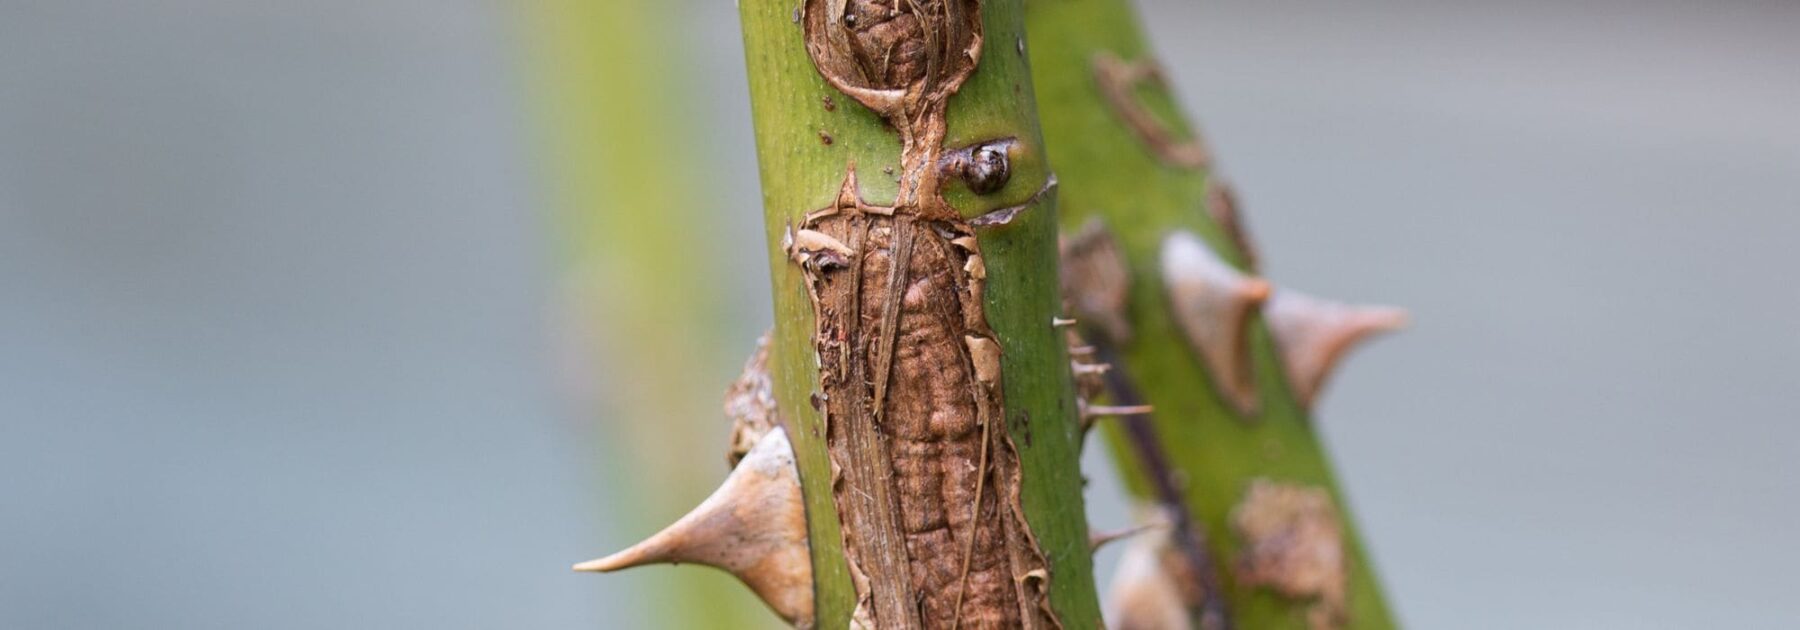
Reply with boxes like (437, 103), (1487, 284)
(963, 143), (1010, 194)
(822, 94), (835, 111)
(819, 130), (834, 145)
(1015, 410), (1033, 447)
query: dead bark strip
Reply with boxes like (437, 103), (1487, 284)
(786, 1), (1059, 627)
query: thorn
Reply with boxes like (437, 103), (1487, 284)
(1264, 289), (1408, 409)
(1085, 404), (1155, 418)
(835, 163), (862, 209)
(574, 428), (814, 627)
(724, 332), (779, 467)
(1071, 361), (1112, 378)
(1052, 316), (1079, 328)
(1160, 230), (1270, 417)
(1206, 179), (1259, 273)
(1103, 513), (1193, 630)
(1059, 219), (1133, 343)
(1078, 400), (1154, 436)
(1090, 521), (1160, 552)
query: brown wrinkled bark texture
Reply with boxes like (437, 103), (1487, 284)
(784, 1), (1058, 627)
(1232, 480), (1349, 630)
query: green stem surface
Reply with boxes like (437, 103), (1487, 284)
(521, 0), (778, 627)
(1026, 1), (1399, 627)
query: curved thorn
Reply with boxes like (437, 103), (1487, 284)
(1059, 219), (1134, 343)
(1264, 289), (1408, 409)
(1079, 401), (1155, 436)
(1160, 230), (1270, 416)
(1090, 521), (1160, 553)
(1104, 515), (1193, 630)
(574, 428), (814, 627)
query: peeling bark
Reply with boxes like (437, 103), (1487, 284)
(784, 1), (1060, 627)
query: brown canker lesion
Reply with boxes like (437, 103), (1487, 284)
(788, 1), (1061, 627)
(1231, 480), (1349, 630)
(1093, 52), (1211, 170)
(788, 164), (1054, 629)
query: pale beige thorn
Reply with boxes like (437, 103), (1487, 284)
(1052, 316), (1080, 328)
(834, 163), (862, 209)
(1080, 400), (1156, 436)
(1072, 361), (1112, 378)
(1265, 289), (1408, 410)
(574, 428), (814, 627)
(1160, 230), (1270, 416)
(1084, 404), (1155, 419)
(1105, 519), (1192, 630)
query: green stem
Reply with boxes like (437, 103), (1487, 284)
(1026, 1), (1399, 627)
(521, 1), (779, 627)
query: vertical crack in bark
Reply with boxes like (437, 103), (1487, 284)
(790, 1), (1060, 627)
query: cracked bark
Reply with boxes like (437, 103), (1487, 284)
(741, 0), (1101, 627)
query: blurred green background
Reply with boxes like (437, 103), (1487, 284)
(2, 0), (1796, 628)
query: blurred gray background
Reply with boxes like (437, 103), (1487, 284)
(2, 0), (1795, 628)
